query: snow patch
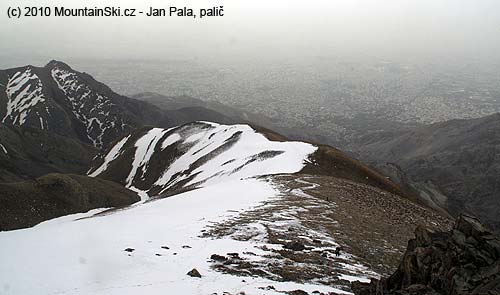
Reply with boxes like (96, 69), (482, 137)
(89, 135), (131, 177)
(126, 128), (168, 189)
(161, 133), (181, 150)
(0, 143), (7, 154)
(2, 68), (46, 126)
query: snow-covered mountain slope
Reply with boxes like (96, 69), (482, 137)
(0, 120), (452, 295)
(1, 67), (49, 128)
(0, 122), (341, 295)
(0, 179), (360, 295)
(89, 121), (317, 199)
(0, 62), (150, 148)
(0, 155), (450, 295)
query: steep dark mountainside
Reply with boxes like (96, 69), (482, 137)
(350, 113), (500, 231)
(0, 123), (96, 182)
(0, 173), (139, 231)
(352, 215), (500, 295)
(0, 61), (157, 148)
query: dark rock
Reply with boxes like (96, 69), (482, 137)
(227, 253), (240, 258)
(161, 246), (169, 250)
(288, 290), (309, 295)
(187, 268), (201, 278)
(259, 286), (275, 291)
(284, 241), (306, 251)
(455, 215), (489, 238)
(124, 248), (135, 252)
(210, 254), (227, 262)
(351, 214), (500, 295)
(182, 245), (192, 249)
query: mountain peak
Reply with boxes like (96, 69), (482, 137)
(45, 60), (71, 70)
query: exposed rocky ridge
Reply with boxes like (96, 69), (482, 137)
(88, 121), (317, 199)
(0, 123), (96, 182)
(0, 173), (139, 231)
(350, 113), (500, 231)
(351, 215), (500, 295)
(250, 124), (411, 200)
(89, 121), (412, 204)
(203, 174), (452, 292)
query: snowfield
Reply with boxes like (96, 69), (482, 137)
(0, 179), (352, 295)
(0, 122), (375, 294)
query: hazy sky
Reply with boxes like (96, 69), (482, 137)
(1, 0), (500, 65)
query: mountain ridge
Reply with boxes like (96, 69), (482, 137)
(0, 61), (252, 149)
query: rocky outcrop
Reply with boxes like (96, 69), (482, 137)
(352, 215), (500, 295)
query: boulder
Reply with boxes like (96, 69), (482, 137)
(284, 241), (306, 251)
(187, 268), (202, 278)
